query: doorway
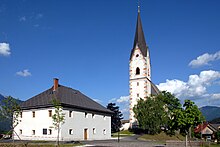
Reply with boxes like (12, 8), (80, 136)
(84, 128), (88, 140)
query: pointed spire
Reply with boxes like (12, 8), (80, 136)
(130, 7), (148, 59)
(138, 0), (140, 13)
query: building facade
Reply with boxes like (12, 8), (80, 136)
(129, 10), (159, 127)
(14, 79), (112, 141)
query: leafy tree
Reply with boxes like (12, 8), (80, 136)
(133, 97), (166, 134)
(0, 96), (21, 141)
(107, 103), (123, 133)
(177, 100), (204, 135)
(157, 91), (182, 112)
(215, 130), (220, 144)
(170, 99), (204, 145)
(51, 98), (65, 146)
(157, 91), (182, 135)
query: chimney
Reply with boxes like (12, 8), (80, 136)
(53, 78), (59, 91)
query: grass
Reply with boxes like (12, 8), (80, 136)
(210, 143), (220, 147)
(139, 132), (185, 141)
(111, 130), (134, 137)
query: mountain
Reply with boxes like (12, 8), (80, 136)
(0, 94), (5, 105)
(210, 117), (220, 124)
(200, 106), (220, 122)
(0, 94), (23, 133)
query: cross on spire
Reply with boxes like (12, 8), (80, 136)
(138, 0), (140, 13)
(130, 5), (148, 59)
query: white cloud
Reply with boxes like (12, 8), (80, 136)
(19, 16), (26, 22)
(109, 95), (130, 119)
(16, 69), (32, 77)
(189, 51), (220, 68)
(157, 79), (188, 98)
(157, 70), (220, 101)
(195, 93), (220, 107)
(0, 43), (11, 56)
(116, 96), (129, 103)
(211, 93), (220, 99)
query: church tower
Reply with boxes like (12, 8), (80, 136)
(129, 7), (159, 127)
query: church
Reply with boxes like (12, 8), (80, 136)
(13, 4), (159, 141)
(129, 7), (160, 127)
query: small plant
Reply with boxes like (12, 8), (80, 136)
(51, 98), (65, 146)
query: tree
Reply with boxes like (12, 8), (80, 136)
(106, 103), (123, 133)
(215, 130), (220, 144)
(51, 98), (65, 146)
(173, 99), (204, 146)
(133, 97), (166, 134)
(178, 100), (204, 135)
(0, 96), (21, 141)
(157, 91), (182, 135)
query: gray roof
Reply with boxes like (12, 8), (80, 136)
(21, 85), (112, 114)
(151, 83), (160, 95)
(209, 123), (220, 131)
(146, 77), (160, 95)
(130, 11), (148, 59)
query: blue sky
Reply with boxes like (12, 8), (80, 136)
(0, 0), (220, 119)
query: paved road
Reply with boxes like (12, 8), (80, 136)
(81, 135), (166, 147)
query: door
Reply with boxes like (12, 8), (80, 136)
(84, 129), (88, 140)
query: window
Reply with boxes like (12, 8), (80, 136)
(85, 112), (88, 118)
(137, 93), (139, 97)
(93, 128), (96, 134)
(48, 129), (52, 135)
(69, 129), (73, 135)
(137, 82), (139, 86)
(32, 111), (35, 118)
(48, 110), (52, 117)
(103, 129), (106, 135)
(43, 129), (47, 135)
(20, 112), (22, 118)
(32, 130), (35, 135)
(92, 113), (95, 118)
(69, 111), (72, 117)
(136, 54), (139, 57)
(19, 129), (22, 135)
(136, 67), (140, 75)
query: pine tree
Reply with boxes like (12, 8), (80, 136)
(107, 103), (123, 133)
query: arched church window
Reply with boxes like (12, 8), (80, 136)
(136, 67), (140, 75)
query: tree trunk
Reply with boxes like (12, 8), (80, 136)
(189, 126), (192, 139)
(57, 125), (60, 147)
(185, 133), (188, 147)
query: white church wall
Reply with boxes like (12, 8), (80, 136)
(129, 48), (151, 125)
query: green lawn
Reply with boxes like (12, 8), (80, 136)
(111, 130), (134, 137)
(210, 144), (220, 147)
(139, 132), (185, 141)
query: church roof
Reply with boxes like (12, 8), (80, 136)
(21, 83), (112, 114)
(130, 12), (148, 60)
(146, 77), (160, 95)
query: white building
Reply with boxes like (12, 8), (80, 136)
(14, 78), (112, 141)
(129, 8), (160, 127)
